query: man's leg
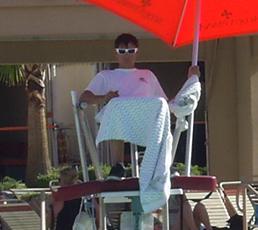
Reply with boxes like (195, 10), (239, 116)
(107, 140), (125, 181)
(171, 201), (198, 230)
(110, 140), (124, 164)
(193, 203), (212, 230)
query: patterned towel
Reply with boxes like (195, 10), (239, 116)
(96, 97), (173, 213)
(169, 75), (201, 131)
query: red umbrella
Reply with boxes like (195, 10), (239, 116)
(79, 0), (258, 49)
(78, 0), (258, 175)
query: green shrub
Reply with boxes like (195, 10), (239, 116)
(125, 164), (132, 177)
(78, 164), (108, 181)
(35, 167), (60, 188)
(173, 162), (207, 175)
(86, 164), (112, 180)
(19, 192), (42, 201)
(0, 176), (27, 190)
(34, 164), (119, 187)
(0, 162), (207, 191)
(33, 162), (207, 188)
(84, 164), (132, 180)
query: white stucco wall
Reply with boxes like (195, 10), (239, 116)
(54, 63), (97, 162)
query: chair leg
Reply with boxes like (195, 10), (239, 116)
(99, 197), (107, 230)
(131, 196), (143, 230)
(130, 143), (139, 177)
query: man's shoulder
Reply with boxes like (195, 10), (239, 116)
(98, 69), (118, 75)
(135, 68), (152, 73)
(136, 69), (156, 78)
(94, 70), (113, 78)
(97, 69), (112, 74)
(134, 68), (154, 75)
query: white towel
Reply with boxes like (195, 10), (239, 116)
(169, 75), (201, 131)
(96, 97), (173, 213)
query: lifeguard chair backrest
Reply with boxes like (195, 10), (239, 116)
(52, 176), (217, 202)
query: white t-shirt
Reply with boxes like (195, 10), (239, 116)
(86, 68), (168, 100)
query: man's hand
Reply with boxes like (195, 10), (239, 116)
(79, 90), (119, 105)
(104, 90), (119, 102)
(188, 65), (200, 78)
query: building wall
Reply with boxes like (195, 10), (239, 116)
(235, 37), (258, 178)
(54, 63), (97, 162)
(205, 36), (258, 182)
(205, 39), (239, 181)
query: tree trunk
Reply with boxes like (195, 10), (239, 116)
(25, 64), (51, 187)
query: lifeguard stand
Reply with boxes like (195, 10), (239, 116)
(70, 90), (181, 230)
(66, 72), (217, 230)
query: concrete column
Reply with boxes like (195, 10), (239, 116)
(235, 36), (253, 178)
(250, 55), (258, 176)
(205, 38), (238, 182)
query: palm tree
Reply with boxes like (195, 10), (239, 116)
(0, 64), (51, 187)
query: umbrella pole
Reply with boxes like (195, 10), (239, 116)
(185, 0), (201, 176)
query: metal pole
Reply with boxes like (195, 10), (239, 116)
(71, 91), (89, 182)
(49, 64), (59, 168)
(79, 108), (103, 180)
(185, 0), (201, 176)
(99, 197), (106, 230)
(171, 127), (181, 162)
(130, 143), (139, 177)
(162, 201), (169, 230)
(40, 191), (46, 230)
(243, 186), (248, 230)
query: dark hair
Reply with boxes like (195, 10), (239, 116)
(115, 33), (138, 48)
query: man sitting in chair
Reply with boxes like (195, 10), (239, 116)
(79, 33), (200, 181)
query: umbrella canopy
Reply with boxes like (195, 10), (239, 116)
(79, 0), (258, 48)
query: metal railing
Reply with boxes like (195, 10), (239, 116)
(2, 188), (51, 230)
(220, 177), (258, 230)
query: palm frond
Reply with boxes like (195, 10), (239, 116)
(0, 65), (26, 87)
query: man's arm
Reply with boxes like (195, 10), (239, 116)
(79, 90), (119, 105)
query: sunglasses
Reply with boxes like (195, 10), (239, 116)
(116, 48), (138, 55)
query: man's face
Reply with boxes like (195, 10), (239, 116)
(115, 42), (138, 69)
